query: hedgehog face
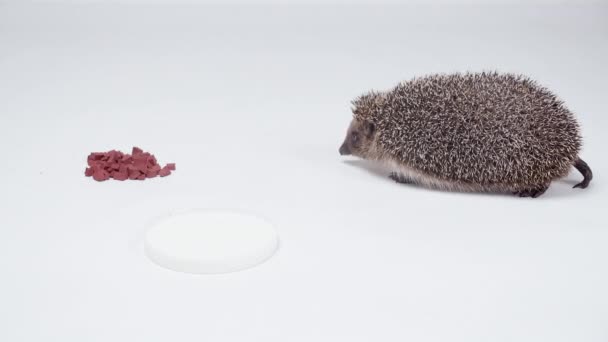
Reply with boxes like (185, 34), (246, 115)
(339, 118), (377, 159)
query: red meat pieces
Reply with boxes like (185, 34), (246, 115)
(159, 166), (171, 177)
(85, 147), (175, 182)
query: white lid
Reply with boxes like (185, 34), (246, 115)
(144, 209), (279, 274)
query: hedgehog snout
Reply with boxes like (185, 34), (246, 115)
(339, 142), (351, 156)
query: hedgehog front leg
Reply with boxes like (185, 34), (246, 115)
(513, 184), (550, 198)
(389, 172), (414, 184)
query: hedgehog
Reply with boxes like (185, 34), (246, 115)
(339, 72), (593, 198)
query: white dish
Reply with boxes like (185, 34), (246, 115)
(144, 209), (279, 274)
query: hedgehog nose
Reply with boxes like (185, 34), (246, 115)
(339, 143), (350, 156)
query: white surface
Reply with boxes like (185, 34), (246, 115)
(16, 0), (608, 5)
(0, 3), (607, 342)
(144, 209), (279, 274)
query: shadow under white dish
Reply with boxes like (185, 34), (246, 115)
(144, 209), (279, 274)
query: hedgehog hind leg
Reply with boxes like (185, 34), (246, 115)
(573, 158), (593, 189)
(389, 172), (414, 184)
(512, 184), (550, 198)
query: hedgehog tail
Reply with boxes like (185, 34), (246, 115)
(573, 158), (593, 189)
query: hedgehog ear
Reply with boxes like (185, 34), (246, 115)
(363, 121), (375, 138)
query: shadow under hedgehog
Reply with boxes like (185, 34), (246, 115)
(339, 72), (593, 198)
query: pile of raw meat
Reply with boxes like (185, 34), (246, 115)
(85, 147), (175, 182)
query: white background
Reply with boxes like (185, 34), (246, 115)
(1, 1), (607, 341)
(10, 0), (608, 4)
(8, 0), (608, 4)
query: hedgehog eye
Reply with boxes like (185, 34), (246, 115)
(363, 122), (375, 137)
(351, 132), (360, 144)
